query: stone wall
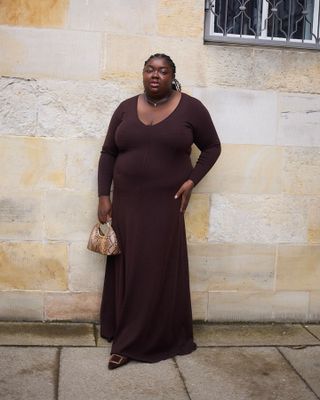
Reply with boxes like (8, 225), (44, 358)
(0, 0), (319, 322)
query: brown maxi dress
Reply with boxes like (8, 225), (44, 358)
(98, 92), (221, 363)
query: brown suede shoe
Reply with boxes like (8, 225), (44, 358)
(108, 353), (130, 370)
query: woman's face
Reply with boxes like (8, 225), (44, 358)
(143, 57), (174, 98)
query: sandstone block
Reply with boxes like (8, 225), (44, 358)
(45, 292), (101, 321)
(278, 92), (320, 146)
(36, 80), (132, 137)
(0, 291), (44, 320)
(205, 45), (254, 88)
(0, 242), (68, 290)
(282, 147), (320, 195)
(251, 48), (283, 90)
(307, 198), (320, 244)
(192, 143), (283, 194)
(282, 50), (320, 94)
(185, 194), (209, 242)
(192, 87), (278, 145)
(0, 26), (101, 80)
(188, 243), (275, 291)
(66, 138), (101, 191)
(208, 291), (309, 322)
(0, 192), (43, 240)
(309, 291), (320, 321)
(0, 0), (68, 27)
(157, 0), (203, 38)
(0, 77), (37, 136)
(69, 242), (106, 292)
(102, 34), (206, 86)
(44, 190), (97, 240)
(276, 245), (320, 291)
(191, 291), (208, 321)
(67, 0), (157, 35)
(1, 136), (65, 189)
(209, 194), (308, 243)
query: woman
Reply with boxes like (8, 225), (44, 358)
(97, 53), (221, 370)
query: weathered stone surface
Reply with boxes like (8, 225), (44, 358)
(192, 87), (278, 145)
(175, 347), (318, 400)
(1, 136), (65, 189)
(67, 0), (157, 35)
(209, 194), (308, 243)
(276, 245), (320, 291)
(102, 34), (206, 86)
(208, 291), (309, 322)
(192, 144), (283, 194)
(0, 77), (134, 138)
(309, 292), (320, 321)
(282, 147), (320, 195)
(0, 291), (44, 320)
(0, 26), (101, 80)
(59, 348), (188, 400)
(45, 292), (101, 321)
(251, 48), (283, 90)
(0, 192), (43, 240)
(188, 243), (275, 291)
(282, 50), (320, 94)
(44, 190), (97, 240)
(307, 198), (320, 244)
(0, 242), (68, 290)
(69, 242), (106, 292)
(66, 138), (102, 191)
(0, 0), (68, 27)
(36, 80), (130, 137)
(0, 322), (96, 346)
(278, 92), (320, 146)
(0, 77), (38, 135)
(279, 346), (320, 397)
(0, 347), (57, 400)
(205, 45), (254, 88)
(193, 323), (319, 346)
(157, 0), (203, 38)
(185, 194), (209, 242)
(191, 291), (208, 321)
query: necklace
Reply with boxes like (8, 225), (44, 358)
(144, 91), (173, 107)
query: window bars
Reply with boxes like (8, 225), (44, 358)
(204, 0), (320, 49)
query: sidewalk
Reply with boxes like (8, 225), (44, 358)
(1, 322), (320, 400)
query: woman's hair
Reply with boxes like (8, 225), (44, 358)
(144, 53), (182, 92)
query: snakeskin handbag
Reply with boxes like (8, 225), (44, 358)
(87, 220), (121, 255)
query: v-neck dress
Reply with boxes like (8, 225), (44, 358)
(98, 92), (221, 363)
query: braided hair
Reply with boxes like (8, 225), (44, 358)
(144, 53), (182, 92)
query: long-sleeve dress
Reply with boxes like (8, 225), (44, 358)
(98, 92), (221, 363)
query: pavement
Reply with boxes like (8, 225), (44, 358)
(0, 322), (320, 400)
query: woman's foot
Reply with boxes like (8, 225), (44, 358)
(108, 353), (130, 370)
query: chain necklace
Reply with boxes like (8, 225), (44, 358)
(144, 91), (173, 107)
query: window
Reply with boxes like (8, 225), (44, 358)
(204, 0), (320, 49)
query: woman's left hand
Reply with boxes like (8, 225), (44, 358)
(174, 179), (195, 213)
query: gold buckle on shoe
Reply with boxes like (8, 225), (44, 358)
(110, 354), (125, 364)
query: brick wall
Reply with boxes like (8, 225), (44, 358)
(0, 0), (319, 322)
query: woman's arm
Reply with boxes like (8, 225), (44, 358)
(97, 104), (123, 223)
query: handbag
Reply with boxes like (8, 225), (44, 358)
(87, 220), (121, 255)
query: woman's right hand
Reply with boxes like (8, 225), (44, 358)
(98, 195), (112, 223)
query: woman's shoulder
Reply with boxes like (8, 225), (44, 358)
(117, 95), (139, 109)
(181, 92), (210, 115)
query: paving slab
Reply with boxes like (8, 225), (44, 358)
(0, 347), (58, 400)
(0, 322), (95, 346)
(193, 323), (320, 346)
(279, 346), (320, 397)
(59, 347), (189, 400)
(175, 347), (317, 400)
(304, 324), (320, 341)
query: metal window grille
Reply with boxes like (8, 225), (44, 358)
(204, 0), (320, 49)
